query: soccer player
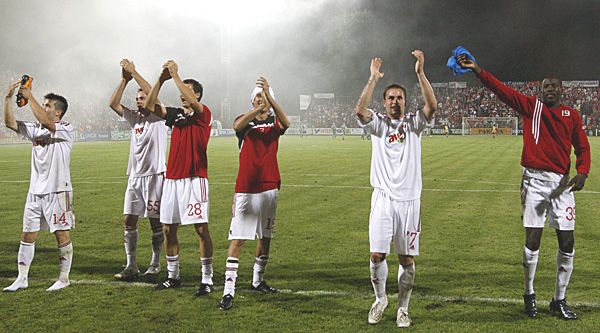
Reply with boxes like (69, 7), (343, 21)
(458, 54), (590, 320)
(144, 60), (214, 296)
(491, 123), (498, 138)
(443, 123), (449, 138)
(108, 59), (167, 280)
(355, 51), (437, 328)
(3, 80), (74, 292)
(219, 77), (290, 311)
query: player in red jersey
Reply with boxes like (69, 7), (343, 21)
(144, 60), (214, 296)
(219, 77), (290, 310)
(458, 54), (590, 320)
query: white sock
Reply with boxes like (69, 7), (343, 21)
(201, 257), (213, 285)
(398, 263), (415, 310)
(166, 255), (179, 279)
(150, 228), (163, 267)
(523, 246), (539, 295)
(555, 250), (574, 300)
(252, 255), (269, 287)
(58, 242), (73, 282)
(224, 257), (239, 296)
(370, 259), (388, 303)
(17, 241), (35, 279)
(124, 228), (138, 269)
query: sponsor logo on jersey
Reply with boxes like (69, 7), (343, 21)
(388, 131), (405, 144)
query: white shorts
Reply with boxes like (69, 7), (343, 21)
(228, 189), (278, 240)
(369, 189), (420, 256)
(521, 176), (576, 230)
(123, 173), (164, 218)
(160, 177), (209, 225)
(23, 191), (75, 233)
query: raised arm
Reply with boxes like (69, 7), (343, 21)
(457, 54), (531, 114)
(233, 105), (263, 132)
(412, 50), (437, 121)
(3, 81), (20, 132)
(108, 59), (133, 117)
(165, 60), (204, 114)
(258, 77), (290, 129)
(18, 85), (56, 132)
(144, 66), (170, 119)
(355, 58), (384, 124)
(124, 59), (152, 94)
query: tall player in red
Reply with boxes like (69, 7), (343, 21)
(144, 60), (214, 296)
(219, 77), (290, 310)
(458, 54), (590, 320)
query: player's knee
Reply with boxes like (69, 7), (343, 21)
(399, 264), (415, 289)
(54, 230), (70, 245)
(370, 252), (386, 263)
(559, 237), (574, 253)
(195, 224), (211, 238)
(21, 231), (38, 243)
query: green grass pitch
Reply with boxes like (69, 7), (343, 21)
(0, 135), (599, 332)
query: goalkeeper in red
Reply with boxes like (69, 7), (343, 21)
(458, 54), (591, 320)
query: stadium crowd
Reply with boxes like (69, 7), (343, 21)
(2, 68), (598, 138)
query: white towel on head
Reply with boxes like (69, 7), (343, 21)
(250, 86), (275, 113)
(250, 87), (275, 104)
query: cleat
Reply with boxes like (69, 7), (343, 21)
(114, 267), (139, 281)
(367, 298), (388, 324)
(3, 276), (28, 292)
(523, 293), (538, 318)
(550, 298), (577, 320)
(396, 308), (411, 328)
(250, 281), (278, 293)
(195, 283), (214, 296)
(219, 294), (234, 310)
(155, 278), (181, 290)
(143, 265), (161, 276)
(47, 279), (70, 291)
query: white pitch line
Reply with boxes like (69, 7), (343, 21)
(3, 277), (600, 308)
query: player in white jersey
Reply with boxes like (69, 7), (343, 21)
(355, 51), (437, 328)
(3, 80), (74, 292)
(109, 59), (168, 280)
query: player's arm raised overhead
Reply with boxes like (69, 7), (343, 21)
(165, 60), (205, 114)
(355, 58), (384, 124)
(457, 54), (531, 114)
(412, 50), (437, 121)
(3, 80), (20, 132)
(125, 59), (152, 94)
(258, 76), (290, 129)
(18, 85), (56, 132)
(109, 59), (134, 117)
(144, 64), (171, 119)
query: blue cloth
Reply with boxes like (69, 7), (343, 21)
(447, 46), (476, 76)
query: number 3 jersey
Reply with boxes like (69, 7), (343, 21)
(358, 109), (432, 201)
(234, 114), (287, 193)
(17, 120), (73, 195)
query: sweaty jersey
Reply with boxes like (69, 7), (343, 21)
(478, 70), (591, 176)
(164, 105), (212, 179)
(17, 120), (73, 194)
(234, 114), (287, 193)
(358, 109), (432, 201)
(122, 106), (167, 178)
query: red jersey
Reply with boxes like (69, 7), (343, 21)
(235, 115), (287, 193)
(164, 105), (212, 179)
(478, 70), (591, 175)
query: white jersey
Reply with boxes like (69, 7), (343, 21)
(358, 109), (432, 201)
(17, 120), (73, 195)
(122, 106), (167, 178)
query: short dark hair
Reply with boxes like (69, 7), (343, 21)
(542, 77), (562, 86)
(382, 84), (407, 103)
(183, 79), (203, 101)
(137, 88), (144, 93)
(44, 93), (68, 119)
